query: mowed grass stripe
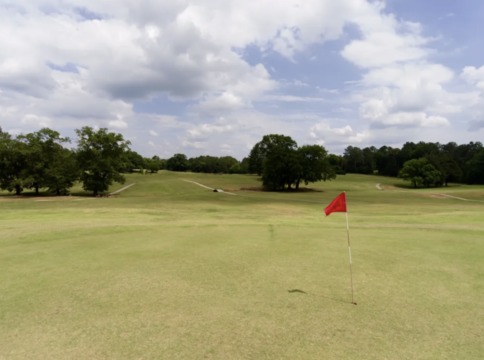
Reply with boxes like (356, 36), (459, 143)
(0, 172), (483, 359)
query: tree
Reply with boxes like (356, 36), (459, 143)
(239, 157), (250, 174)
(464, 148), (484, 184)
(456, 142), (483, 183)
(327, 154), (345, 174)
(247, 142), (265, 175)
(249, 134), (299, 190)
(143, 157), (160, 173)
(295, 145), (335, 189)
(166, 153), (189, 171)
(399, 158), (442, 188)
(44, 148), (78, 195)
(151, 156), (166, 170)
(375, 146), (400, 177)
(18, 128), (72, 195)
(124, 150), (145, 172)
(0, 132), (28, 195)
(75, 127), (131, 196)
(342, 146), (365, 173)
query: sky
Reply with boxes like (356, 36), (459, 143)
(1, 0), (483, 159)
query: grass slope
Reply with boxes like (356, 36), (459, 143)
(1, 172), (483, 359)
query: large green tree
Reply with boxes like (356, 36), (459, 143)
(166, 153), (189, 171)
(249, 134), (300, 190)
(295, 145), (335, 189)
(76, 127), (131, 196)
(0, 131), (28, 195)
(464, 148), (484, 184)
(399, 158), (442, 188)
(18, 128), (72, 195)
(375, 146), (401, 177)
(44, 147), (79, 195)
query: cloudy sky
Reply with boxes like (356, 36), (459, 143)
(1, 0), (483, 159)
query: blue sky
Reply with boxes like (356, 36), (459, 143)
(1, 0), (483, 159)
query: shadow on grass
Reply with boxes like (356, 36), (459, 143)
(392, 182), (464, 190)
(0, 191), (103, 199)
(288, 289), (351, 304)
(288, 289), (307, 294)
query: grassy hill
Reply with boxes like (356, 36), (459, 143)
(1, 172), (483, 359)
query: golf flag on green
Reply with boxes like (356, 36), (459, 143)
(324, 191), (356, 305)
(324, 192), (347, 216)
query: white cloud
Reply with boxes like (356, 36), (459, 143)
(21, 114), (52, 128)
(361, 63), (453, 88)
(309, 122), (369, 147)
(0, 0), (483, 158)
(371, 112), (449, 129)
(108, 118), (128, 129)
(461, 65), (484, 90)
(342, 31), (429, 69)
(187, 123), (233, 140)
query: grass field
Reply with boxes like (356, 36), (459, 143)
(1, 172), (483, 359)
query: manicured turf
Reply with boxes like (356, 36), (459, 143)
(1, 172), (483, 359)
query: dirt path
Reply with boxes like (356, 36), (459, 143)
(110, 183), (136, 195)
(182, 180), (237, 195)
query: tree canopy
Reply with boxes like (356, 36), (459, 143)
(76, 127), (131, 196)
(248, 134), (335, 191)
(398, 158), (442, 188)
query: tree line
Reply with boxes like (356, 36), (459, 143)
(163, 136), (484, 189)
(336, 142), (484, 186)
(1, 126), (483, 196)
(0, 127), (138, 196)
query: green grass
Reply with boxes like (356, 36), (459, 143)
(1, 172), (483, 359)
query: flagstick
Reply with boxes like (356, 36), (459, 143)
(345, 209), (356, 305)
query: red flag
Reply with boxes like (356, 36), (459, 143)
(325, 192), (347, 216)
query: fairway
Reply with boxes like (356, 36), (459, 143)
(1, 172), (483, 359)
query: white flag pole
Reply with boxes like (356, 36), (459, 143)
(345, 205), (356, 305)
(345, 194), (356, 305)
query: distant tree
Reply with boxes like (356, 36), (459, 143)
(249, 134), (300, 190)
(0, 132), (27, 195)
(247, 142), (265, 175)
(456, 142), (483, 183)
(399, 158), (442, 188)
(151, 156), (166, 170)
(18, 128), (71, 195)
(362, 146), (377, 174)
(124, 150), (145, 172)
(375, 146), (401, 177)
(295, 145), (335, 189)
(75, 127), (131, 196)
(464, 148), (484, 184)
(399, 141), (441, 168)
(343, 146), (365, 173)
(427, 152), (462, 186)
(143, 157), (160, 173)
(44, 148), (79, 195)
(239, 157), (250, 174)
(219, 156), (240, 173)
(166, 153), (189, 171)
(327, 154), (345, 174)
